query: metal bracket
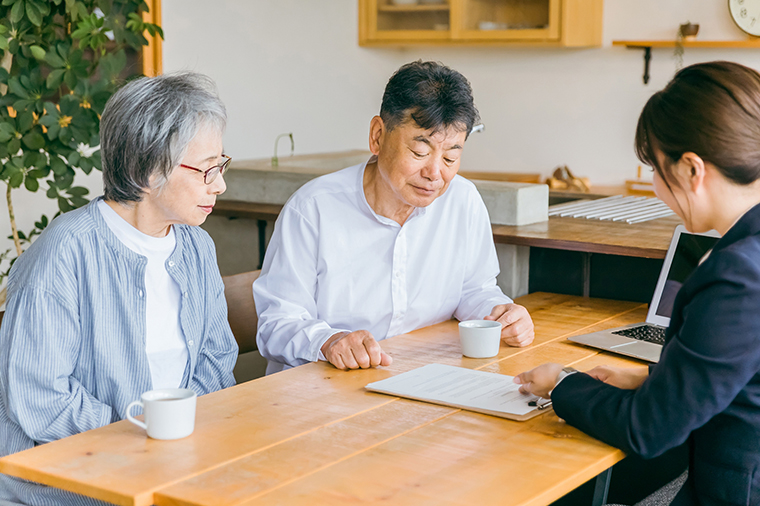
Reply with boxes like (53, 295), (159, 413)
(635, 46), (652, 85)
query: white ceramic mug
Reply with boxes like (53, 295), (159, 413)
(126, 388), (197, 440)
(459, 320), (502, 358)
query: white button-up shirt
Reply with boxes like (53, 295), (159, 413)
(254, 162), (511, 374)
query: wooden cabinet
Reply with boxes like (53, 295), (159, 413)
(359, 0), (602, 47)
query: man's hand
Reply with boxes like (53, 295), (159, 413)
(484, 303), (534, 347)
(320, 330), (393, 371)
(513, 363), (563, 399)
(586, 365), (648, 390)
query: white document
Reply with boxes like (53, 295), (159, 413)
(365, 363), (545, 420)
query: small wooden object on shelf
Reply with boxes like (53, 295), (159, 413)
(624, 166), (655, 196)
(546, 165), (590, 192)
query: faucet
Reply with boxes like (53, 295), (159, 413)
(470, 123), (485, 135)
(272, 132), (294, 167)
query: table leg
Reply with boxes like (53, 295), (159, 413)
(592, 467), (612, 506)
(257, 219), (267, 269)
(582, 252), (592, 297)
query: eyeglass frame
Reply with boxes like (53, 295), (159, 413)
(179, 154), (232, 185)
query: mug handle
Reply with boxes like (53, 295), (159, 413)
(126, 400), (147, 430)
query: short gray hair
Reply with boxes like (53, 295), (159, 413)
(100, 72), (227, 203)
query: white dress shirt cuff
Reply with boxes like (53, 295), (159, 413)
(312, 328), (352, 362)
(549, 368), (578, 398)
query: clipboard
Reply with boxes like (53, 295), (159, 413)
(365, 363), (552, 422)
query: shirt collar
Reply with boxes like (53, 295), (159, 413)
(358, 156), (428, 227)
(714, 201), (760, 253)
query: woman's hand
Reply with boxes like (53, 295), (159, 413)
(514, 363), (563, 399)
(586, 365), (648, 390)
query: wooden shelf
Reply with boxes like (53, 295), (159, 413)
(614, 39), (760, 85)
(613, 39), (760, 48)
(378, 4), (449, 12)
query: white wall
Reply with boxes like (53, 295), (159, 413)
(160, 0), (760, 185)
(0, 0), (757, 263)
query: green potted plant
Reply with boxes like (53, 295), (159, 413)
(0, 0), (162, 302)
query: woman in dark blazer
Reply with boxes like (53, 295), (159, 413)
(516, 61), (760, 506)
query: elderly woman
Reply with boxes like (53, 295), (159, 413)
(0, 73), (238, 505)
(255, 61), (534, 374)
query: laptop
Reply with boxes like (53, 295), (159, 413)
(569, 225), (720, 362)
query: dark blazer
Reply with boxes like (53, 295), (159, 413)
(553, 203), (760, 506)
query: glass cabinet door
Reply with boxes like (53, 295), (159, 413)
(451, 0), (560, 41)
(365, 0), (451, 42)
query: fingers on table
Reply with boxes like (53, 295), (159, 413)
(329, 331), (387, 370)
(499, 305), (535, 347)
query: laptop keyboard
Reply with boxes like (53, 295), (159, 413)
(611, 325), (666, 345)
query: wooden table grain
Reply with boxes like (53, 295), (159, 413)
(0, 293), (649, 506)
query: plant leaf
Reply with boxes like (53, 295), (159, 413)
(8, 78), (29, 99)
(66, 186), (88, 196)
(25, 1), (42, 27)
(45, 68), (65, 89)
(9, 171), (23, 188)
(29, 44), (45, 60)
(49, 156), (66, 175)
(24, 175), (38, 192)
(57, 196), (73, 212)
(21, 131), (44, 149)
(44, 51), (65, 68)
(10, 0), (24, 23)
(7, 138), (20, 155)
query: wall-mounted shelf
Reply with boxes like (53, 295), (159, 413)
(613, 39), (760, 48)
(612, 39), (760, 84)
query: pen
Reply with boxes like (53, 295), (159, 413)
(528, 399), (553, 410)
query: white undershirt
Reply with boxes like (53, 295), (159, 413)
(97, 199), (188, 390)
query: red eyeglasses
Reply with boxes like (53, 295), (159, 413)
(180, 154), (232, 185)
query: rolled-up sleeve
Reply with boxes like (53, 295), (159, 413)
(0, 287), (114, 444)
(454, 193), (512, 322)
(254, 206), (350, 368)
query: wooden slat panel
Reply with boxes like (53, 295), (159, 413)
(492, 215), (681, 259)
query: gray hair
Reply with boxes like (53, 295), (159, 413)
(100, 72), (227, 203)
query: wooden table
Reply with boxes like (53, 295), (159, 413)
(0, 293), (649, 506)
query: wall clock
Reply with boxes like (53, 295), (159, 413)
(729, 0), (760, 36)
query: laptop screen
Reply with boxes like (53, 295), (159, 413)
(654, 233), (719, 318)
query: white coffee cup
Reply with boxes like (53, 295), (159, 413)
(459, 320), (502, 358)
(126, 388), (197, 440)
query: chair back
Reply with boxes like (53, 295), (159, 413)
(222, 270), (260, 354)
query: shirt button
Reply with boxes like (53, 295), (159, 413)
(168, 261), (175, 267)
(395, 272), (401, 278)
(188, 340), (194, 346)
(183, 291), (188, 298)
(138, 290), (144, 297)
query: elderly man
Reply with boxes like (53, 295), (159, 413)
(254, 60), (534, 374)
